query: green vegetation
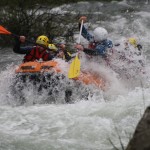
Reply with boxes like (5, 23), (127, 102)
(0, 0), (122, 7)
(0, 1), (78, 46)
(0, 0), (122, 47)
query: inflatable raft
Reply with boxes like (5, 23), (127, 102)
(15, 60), (105, 89)
(11, 60), (106, 104)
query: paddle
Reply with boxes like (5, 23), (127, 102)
(0, 25), (12, 35)
(68, 20), (83, 79)
(0, 25), (52, 51)
(0, 25), (28, 40)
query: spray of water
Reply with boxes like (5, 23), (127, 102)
(1, 1), (150, 150)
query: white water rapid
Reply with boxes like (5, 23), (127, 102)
(0, 1), (150, 150)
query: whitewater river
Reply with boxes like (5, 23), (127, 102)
(0, 0), (150, 150)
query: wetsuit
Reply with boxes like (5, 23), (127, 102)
(79, 23), (113, 57)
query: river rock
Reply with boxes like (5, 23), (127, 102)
(126, 106), (150, 150)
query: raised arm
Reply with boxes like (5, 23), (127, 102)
(13, 36), (33, 54)
(78, 16), (94, 42)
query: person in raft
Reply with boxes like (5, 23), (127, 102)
(52, 36), (73, 62)
(13, 35), (57, 62)
(75, 16), (113, 65)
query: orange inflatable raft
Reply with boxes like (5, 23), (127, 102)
(15, 60), (105, 89)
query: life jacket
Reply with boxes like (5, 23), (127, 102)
(88, 42), (96, 49)
(24, 47), (49, 62)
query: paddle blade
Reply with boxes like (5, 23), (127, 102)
(0, 25), (11, 34)
(68, 55), (81, 79)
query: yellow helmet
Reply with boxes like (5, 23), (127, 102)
(128, 38), (137, 47)
(48, 44), (58, 51)
(36, 35), (49, 47)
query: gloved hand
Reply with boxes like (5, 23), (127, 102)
(74, 44), (84, 51)
(79, 16), (87, 23)
(57, 51), (64, 58)
(59, 44), (66, 50)
(19, 36), (26, 43)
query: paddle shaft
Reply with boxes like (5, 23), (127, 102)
(0, 25), (53, 51)
(78, 20), (84, 44)
(68, 19), (83, 78)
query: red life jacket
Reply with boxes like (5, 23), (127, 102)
(24, 47), (49, 62)
(88, 42), (96, 49)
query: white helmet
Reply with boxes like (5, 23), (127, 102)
(93, 27), (108, 42)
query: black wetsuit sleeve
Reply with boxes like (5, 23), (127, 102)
(83, 48), (98, 56)
(137, 44), (142, 51)
(64, 51), (72, 61)
(79, 23), (94, 42)
(48, 54), (55, 60)
(48, 50), (59, 60)
(13, 37), (33, 54)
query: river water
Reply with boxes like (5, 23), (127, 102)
(0, 0), (150, 150)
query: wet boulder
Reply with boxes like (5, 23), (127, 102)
(126, 106), (150, 150)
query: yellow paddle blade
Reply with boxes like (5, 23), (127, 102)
(68, 55), (81, 79)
